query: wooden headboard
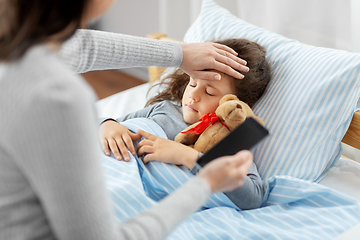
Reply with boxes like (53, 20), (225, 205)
(342, 112), (360, 150)
(147, 32), (360, 151)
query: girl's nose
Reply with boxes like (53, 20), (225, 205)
(189, 96), (199, 103)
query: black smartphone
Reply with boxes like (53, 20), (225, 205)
(197, 117), (269, 167)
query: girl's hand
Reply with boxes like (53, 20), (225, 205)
(137, 129), (199, 169)
(198, 150), (253, 193)
(181, 42), (249, 81)
(99, 120), (141, 161)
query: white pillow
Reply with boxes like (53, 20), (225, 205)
(183, 0), (360, 181)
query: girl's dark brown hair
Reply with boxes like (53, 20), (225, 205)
(0, 0), (89, 61)
(146, 38), (271, 108)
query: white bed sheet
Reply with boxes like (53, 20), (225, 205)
(96, 83), (151, 119)
(95, 83), (360, 203)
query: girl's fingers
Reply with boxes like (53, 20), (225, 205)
(137, 129), (158, 140)
(129, 131), (142, 141)
(137, 139), (154, 149)
(137, 144), (153, 157)
(108, 138), (122, 160)
(142, 154), (150, 164)
(122, 134), (136, 156)
(116, 138), (131, 161)
(101, 138), (111, 156)
(142, 153), (155, 164)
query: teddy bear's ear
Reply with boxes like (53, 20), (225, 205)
(219, 94), (239, 105)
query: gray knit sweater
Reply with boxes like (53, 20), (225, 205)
(0, 30), (211, 240)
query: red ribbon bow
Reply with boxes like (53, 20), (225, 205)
(181, 113), (230, 134)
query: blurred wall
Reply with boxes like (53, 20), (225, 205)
(98, 0), (159, 37)
(99, 0), (358, 51)
(98, 0), (359, 80)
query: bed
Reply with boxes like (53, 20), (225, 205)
(95, 0), (360, 239)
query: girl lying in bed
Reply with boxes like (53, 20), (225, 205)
(99, 38), (271, 210)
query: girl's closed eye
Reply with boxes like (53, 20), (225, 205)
(206, 89), (214, 96)
(205, 86), (218, 96)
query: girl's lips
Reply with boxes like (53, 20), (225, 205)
(186, 104), (198, 112)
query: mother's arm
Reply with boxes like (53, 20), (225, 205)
(60, 29), (248, 80)
(59, 29), (182, 74)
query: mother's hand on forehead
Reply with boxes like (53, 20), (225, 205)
(180, 42), (249, 81)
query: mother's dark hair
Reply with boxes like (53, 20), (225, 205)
(0, 0), (89, 61)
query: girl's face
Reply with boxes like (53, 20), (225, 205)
(182, 73), (236, 124)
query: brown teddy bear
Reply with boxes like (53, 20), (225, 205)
(174, 94), (264, 153)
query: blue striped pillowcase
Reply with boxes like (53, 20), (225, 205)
(182, 0), (360, 181)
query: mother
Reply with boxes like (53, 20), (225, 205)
(0, 0), (253, 239)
